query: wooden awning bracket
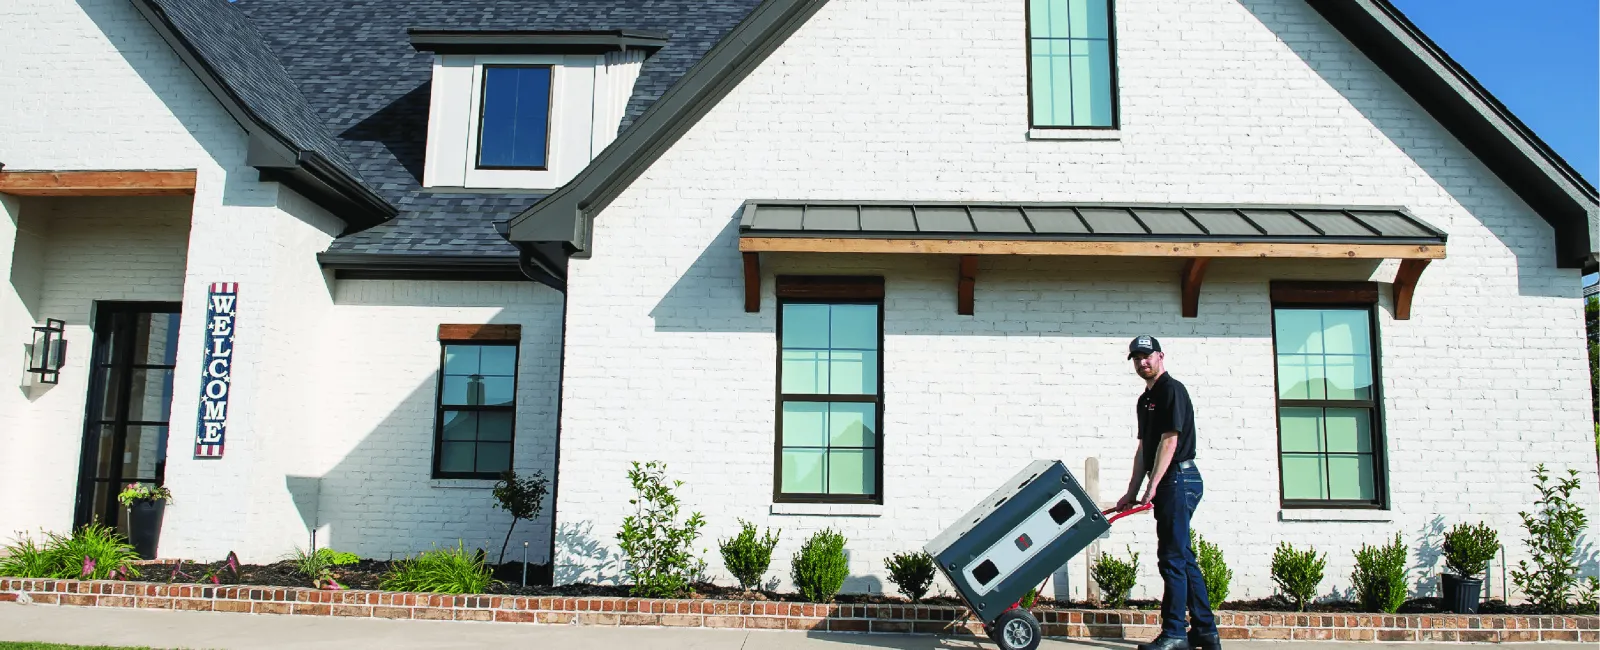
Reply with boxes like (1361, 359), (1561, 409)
(957, 255), (977, 315)
(1181, 258), (1210, 318)
(743, 252), (760, 313)
(1392, 258), (1430, 320)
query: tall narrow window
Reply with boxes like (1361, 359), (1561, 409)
(775, 277), (884, 503)
(476, 65), (552, 169)
(434, 325), (520, 479)
(1027, 0), (1117, 128)
(1271, 286), (1386, 507)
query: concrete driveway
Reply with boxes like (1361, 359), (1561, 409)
(0, 603), (1547, 649)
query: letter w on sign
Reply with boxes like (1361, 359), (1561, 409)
(195, 283), (238, 458)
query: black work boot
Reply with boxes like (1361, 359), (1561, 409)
(1188, 630), (1222, 650)
(1136, 636), (1190, 650)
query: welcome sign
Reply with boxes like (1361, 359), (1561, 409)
(195, 282), (238, 458)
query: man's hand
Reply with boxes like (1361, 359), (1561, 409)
(1115, 491), (1138, 512)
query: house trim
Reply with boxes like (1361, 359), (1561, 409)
(0, 169), (197, 197)
(130, 0), (397, 234)
(407, 29), (670, 55)
(503, 0), (1599, 274)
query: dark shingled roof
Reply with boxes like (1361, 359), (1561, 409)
(227, 0), (764, 258)
(141, 0), (369, 187)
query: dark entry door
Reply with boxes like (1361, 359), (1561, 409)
(74, 302), (182, 535)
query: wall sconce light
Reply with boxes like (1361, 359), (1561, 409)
(28, 318), (66, 384)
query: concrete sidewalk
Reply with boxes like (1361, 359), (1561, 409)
(0, 604), (1544, 649)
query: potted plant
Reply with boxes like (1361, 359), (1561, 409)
(1440, 521), (1499, 614)
(117, 483), (173, 560)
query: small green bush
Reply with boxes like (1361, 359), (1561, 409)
(791, 528), (849, 603)
(1351, 533), (1409, 613)
(492, 470), (548, 565)
(883, 551), (936, 602)
(286, 547), (360, 588)
(1191, 530), (1232, 606)
(0, 535), (55, 578)
(380, 542), (492, 594)
(1511, 464), (1590, 612)
(718, 518), (780, 591)
(616, 461), (707, 598)
(1442, 522), (1499, 578)
(1271, 542), (1325, 612)
(0, 524), (141, 580)
(1091, 547), (1139, 608)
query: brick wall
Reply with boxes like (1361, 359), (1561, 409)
(551, 0), (1600, 604)
(305, 279), (564, 563)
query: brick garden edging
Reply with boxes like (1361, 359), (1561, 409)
(2, 578), (1596, 643)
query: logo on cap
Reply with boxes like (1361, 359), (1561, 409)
(1128, 335), (1161, 358)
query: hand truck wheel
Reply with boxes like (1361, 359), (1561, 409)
(990, 608), (1041, 650)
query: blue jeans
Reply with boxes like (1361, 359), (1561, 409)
(1153, 465), (1216, 640)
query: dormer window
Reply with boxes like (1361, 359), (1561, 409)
(475, 65), (553, 169)
(410, 30), (667, 191)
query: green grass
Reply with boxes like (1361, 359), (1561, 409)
(0, 643), (170, 650)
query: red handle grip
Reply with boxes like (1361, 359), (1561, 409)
(1101, 503), (1152, 524)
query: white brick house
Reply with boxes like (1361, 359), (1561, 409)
(2, 0), (1596, 607)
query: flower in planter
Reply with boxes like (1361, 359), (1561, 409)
(116, 483), (173, 507)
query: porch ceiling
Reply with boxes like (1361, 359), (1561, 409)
(736, 200), (1447, 319)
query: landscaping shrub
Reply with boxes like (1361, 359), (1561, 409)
(0, 524), (140, 580)
(1351, 532), (1409, 613)
(380, 542), (492, 594)
(718, 518), (779, 591)
(287, 547), (360, 589)
(616, 461), (706, 598)
(883, 550), (936, 602)
(1270, 541), (1325, 612)
(0, 535), (55, 578)
(1190, 530), (1232, 606)
(492, 469), (548, 565)
(791, 528), (849, 603)
(1091, 546), (1139, 608)
(1511, 464), (1590, 612)
(1442, 521), (1499, 578)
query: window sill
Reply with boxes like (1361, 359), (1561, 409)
(1278, 509), (1393, 522)
(770, 503), (883, 517)
(1027, 128), (1121, 141)
(429, 479), (499, 490)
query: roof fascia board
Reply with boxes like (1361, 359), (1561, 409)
(130, 0), (396, 233)
(408, 29), (670, 54)
(502, 0), (832, 254)
(316, 252), (563, 289)
(1308, 0), (1598, 269)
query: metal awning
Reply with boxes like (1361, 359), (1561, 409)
(736, 201), (1446, 319)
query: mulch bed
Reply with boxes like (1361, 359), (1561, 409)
(118, 560), (1573, 615)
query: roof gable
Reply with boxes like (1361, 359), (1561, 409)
(503, 0), (1600, 280)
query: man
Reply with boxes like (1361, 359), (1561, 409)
(1114, 335), (1219, 650)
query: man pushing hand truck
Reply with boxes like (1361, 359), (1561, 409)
(924, 335), (1218, 650)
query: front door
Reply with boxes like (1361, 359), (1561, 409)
(73, 302), (182, 536)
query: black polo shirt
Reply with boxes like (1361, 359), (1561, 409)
(1136, 372), (1196, 474)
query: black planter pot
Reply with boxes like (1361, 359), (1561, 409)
(1441, 573), (1483, 614)
(127, 499), (166, 560)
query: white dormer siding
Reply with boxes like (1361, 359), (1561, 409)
(422, 51), (645, 191)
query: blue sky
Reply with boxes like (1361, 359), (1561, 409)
(1390, 1), (1598, 186)
(1390, 1), (1598, 285)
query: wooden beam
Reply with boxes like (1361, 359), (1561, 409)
(1181, 258), (1210, 318)
(743, 252), (760, 313)
(0, 170), (197, 196)
(957, 255), (977, 315)
(739, 236), (1445, 260)
(1393, 258), (1430, 320)
(438, 324), (521, 341)
(1271, 281), (1379, 305)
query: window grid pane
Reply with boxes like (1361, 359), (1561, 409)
(1029, 0), (1113, 127)
(778, 301), (881, 498)
(436, 343), (517, 477)
(1273, 307), (1381, 505)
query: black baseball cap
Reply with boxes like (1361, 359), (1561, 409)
(1127, 335), (1161, 359)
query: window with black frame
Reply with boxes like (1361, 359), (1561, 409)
(775, 278), (884, 503)
(1026, 0), (1119, 128)
(434, 340), (518, 479)
(1272, 300), (1386, 507)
